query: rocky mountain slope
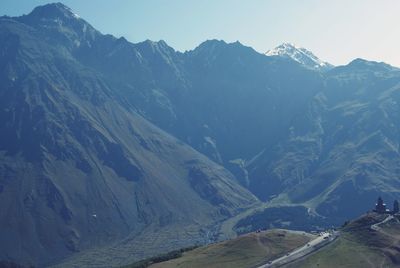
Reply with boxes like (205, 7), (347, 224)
(0, 4), (258, 267)
(248, 59), (400, 224)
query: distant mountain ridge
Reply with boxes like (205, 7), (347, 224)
(1, 2), (400, 267)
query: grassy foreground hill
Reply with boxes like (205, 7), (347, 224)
(130, 212), (400, 268)
(290, 213), (400, 268)
(125, 229), (314, 268)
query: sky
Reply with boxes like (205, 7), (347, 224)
(1, 0), (400, 67)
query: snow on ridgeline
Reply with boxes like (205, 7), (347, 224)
(266, 43), (333, 71)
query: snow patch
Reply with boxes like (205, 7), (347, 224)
(266, 43), (333, 71)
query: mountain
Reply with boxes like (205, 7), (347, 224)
(0, 3), (258, 267)
(2, 2), (400, 267)
(247, 59), (400, 224)
(74, 37), (323, 166)
(266, 43), (333, 71)
(180, 40), (322, 164)
(68, 34), (324, 178)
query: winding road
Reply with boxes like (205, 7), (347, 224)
(257, 231), (339, 268)
(370, 215), (394, 232)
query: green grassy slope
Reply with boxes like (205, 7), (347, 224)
(148, 229), (314, 268)
(290, 213), (400, 268)
(125, 213), (400, 268)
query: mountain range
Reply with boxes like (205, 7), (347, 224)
(1, 3), (400, 267)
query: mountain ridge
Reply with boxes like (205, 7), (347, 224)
(266, 42), (333, 71)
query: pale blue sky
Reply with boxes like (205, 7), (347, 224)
(1, 0), (400, 66)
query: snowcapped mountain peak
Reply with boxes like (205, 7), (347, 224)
(266, 43), (333, 71)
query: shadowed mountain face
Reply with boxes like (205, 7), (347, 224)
(1, 2), (400, 267)
(0, 4), (258, 267)
(73, 35), (324, 166)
